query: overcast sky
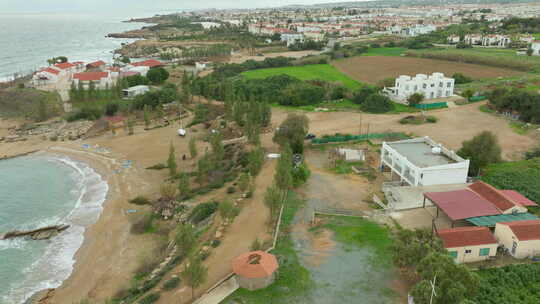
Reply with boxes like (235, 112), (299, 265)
(0, 0), (368, 13)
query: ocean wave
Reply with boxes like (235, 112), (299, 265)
(1, 154), (109, 304)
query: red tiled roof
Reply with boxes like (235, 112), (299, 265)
(500, 220), (540, 241)
(500, 190), (537, 207)
(72, 61), (85, 65)
(468, 181), (516, 211)
(105, 116), (125, 124)
(108, 67), (120, 72)
(425, 189), (501, 221)
(87, 60), (106, 68)
(132, 59), (164, 68)
(42, 67), (60, 75)
(74, 72), (109, 81)
(438, 226), (497, 248)
(232, 251), (278, 279)
(120, 71), (140, 77)
(54, 62), (76, 70)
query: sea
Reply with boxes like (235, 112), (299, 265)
(0, 12), (150, 82)
(0, 155), (109, 303)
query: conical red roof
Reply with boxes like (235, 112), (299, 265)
(232, 251), (278, 279)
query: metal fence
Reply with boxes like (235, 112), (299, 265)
(311, 132), (409, 144)
(414, 102), (448, 110)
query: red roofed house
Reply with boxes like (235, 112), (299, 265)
(232, 251), (278, 291)
(495, 220), (540, 259)
(54, 62), (78, 75)
(131, 59), (164, 68)
(86, 60), (107, 71)
(438, 226), (498, 263)
(73, 72), (116, 89)
(32, 67), (61, 85)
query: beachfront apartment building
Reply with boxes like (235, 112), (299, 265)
(380, 137), (469, 187)
(384, 72), (455, 103)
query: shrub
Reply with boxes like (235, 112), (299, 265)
(407, 93), (424, 106)
(163, 277), (181, 291)
(139, 293), (160, 304)
(426, 116), (438, 123)
(147, 67), (169, 84)
(130, 213), (154, 234)
(129, 196), (150, 205)
(226, 186), (236, 194)
(66, 107), (102, 122)
(452, 73), (472, 84)
(146, 163), (167, 170)
(105, 103), (119, 116)
(352, 86), (378, 104)
(361, 94), (393, 113)
(189, 201), (218, 224)
(292, 163), (311, 187)
(211, 239), (221, 248)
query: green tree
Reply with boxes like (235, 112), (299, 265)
(274, 145), (293, 198)
(273, 113), (309, 155)
(143, 106), (151, 129)
(462, 89), (476, 101)
(248, 146), (265, 176)
(147, 67), (170, 84)
(178, 172), (191, 197)
(175, 223), (197, 258)
(407, 93), (424, 106)
(167, 142), (177, 177)
(361, 94), (393, 113)
(37, 100), (48, 122)
(127, 117), (135, 135)
(352, 86), (378, 104)
(182, 257), (208, 300)
(189, 137), (198, 159)
(264, 184), (282, 219)
(160, 182), (177, 201)
(238, 173), (251, 193)
(527, 47), (533, 56)
(210, 132), (224, 163)
(458, 131), (502, 176)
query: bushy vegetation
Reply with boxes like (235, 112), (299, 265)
(452, 73), (473, 84)
(488, 87), (540, 123)
(163, 277), (181, 291)
(0, 88), (63, 121)
(482, 158), (540, 205)
(458, 131), (502, 176)
(129, 196), (151, 205)
(133, 83), (178, 110)
(188, 201), (218, 224)
(360, 94), (393, 113)
(472, 263), (540, 304)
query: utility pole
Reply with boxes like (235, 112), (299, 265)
(359, 113), (362, 136)
(429, 275), (437, 304)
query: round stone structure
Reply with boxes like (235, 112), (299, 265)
(232, 250), (279, 291)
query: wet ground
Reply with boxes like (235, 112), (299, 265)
(289, 150), (403, 304)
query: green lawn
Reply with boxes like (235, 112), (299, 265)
(534, 33), (540, 39)
(242, 64), (363, 90)
(363, 47), (406, 57)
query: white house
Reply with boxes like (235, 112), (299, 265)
(123, 85), (149, 99)
(438, 227), (498, 264)
(495, 220), (540, 259)
(195, 61), (211, 71)
(304, 31), (325, 41)
(32, 67), (61, 85)
(447, 35), (460, 44)
(281, 33), (305, 46)
(380, 137), (470, 187)
(384, 72), (455, 102)
(531, 41), (540, 56)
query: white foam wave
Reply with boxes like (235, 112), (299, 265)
(1, 154), (109, 304)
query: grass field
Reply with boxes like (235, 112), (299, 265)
(363, 47), (406, 57)
(242, 64), (363, 90)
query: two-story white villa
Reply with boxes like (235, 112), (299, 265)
(384, 72), (455, 103)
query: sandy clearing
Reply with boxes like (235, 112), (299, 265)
(271, 102), (536, 160)
(332, 56), (525, 84)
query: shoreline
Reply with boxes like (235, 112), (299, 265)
(1, 151), (109, 304)
(0, 138), (156, 304)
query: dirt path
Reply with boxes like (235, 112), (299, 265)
(271, 103), (536, 160)
(157, 160), (275, 304)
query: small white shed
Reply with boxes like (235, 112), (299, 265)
(123, 85), (149, 99)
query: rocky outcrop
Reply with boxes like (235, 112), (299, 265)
(2, 224), (70, 241)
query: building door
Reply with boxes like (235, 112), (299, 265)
(512, 241), (517, 255)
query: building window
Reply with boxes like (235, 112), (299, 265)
(439, 82), (443, 88)
(479, 248), (490, 256)
(449, 251), (458, 258)
(447, 82), (452, 87)
(422, 83), (427, 89)
(465, 249), (472, 254)
(431, 83), (435, 87)
(414, 85), (418, 91)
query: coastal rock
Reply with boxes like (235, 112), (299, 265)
(2, 224), (69, 241)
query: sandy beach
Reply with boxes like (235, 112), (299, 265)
(0, 120), (177, 303)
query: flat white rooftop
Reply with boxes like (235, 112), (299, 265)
(387, 141), (456, 168)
